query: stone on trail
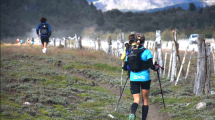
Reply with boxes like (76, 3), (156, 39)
(186, 103), (190, 107)
(196, 102), (206, 110)
(23, 102), (31, 105)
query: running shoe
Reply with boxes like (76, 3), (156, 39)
(129, 113), (135, 120)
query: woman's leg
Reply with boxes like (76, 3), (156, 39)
(44, 42), (47, 48)
(133, 93), (140, 104)
(142, 89), (150, 105)
(141, 89), (150, 120)
(130, 81), (140, 118)
(130, 93), (140, 120)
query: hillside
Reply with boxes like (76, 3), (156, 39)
(0, 0), (101, 39)
(1, 43), (215, 119)
(1, 0), (215, 42)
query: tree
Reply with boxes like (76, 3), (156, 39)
(96, 15), (105, 26)
(199, 7), (203, 14)
(90, 2), (96, 10)
(189, 3), (196, 11)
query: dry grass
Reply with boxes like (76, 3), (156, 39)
(1, 43), (215, 120)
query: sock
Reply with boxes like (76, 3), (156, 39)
(142, 105), (149, 120)
(44, 48), (47, 53)
(131, 103), (138, 115)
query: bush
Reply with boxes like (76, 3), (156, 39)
(35, 103), (44, 108)
(8, 97), (15, 101)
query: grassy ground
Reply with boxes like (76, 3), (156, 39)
(1, 43), (215, 120)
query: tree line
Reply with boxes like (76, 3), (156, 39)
(1, 0), (215, 40)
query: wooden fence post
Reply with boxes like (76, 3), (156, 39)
(73, 34), (76, 48)
(93, 40), (96, 50)
(168, 43), (174, 79)
(185, 48), (195, 81)
(173, 30), (186, 77)
(194, 73), (197, 93)
(116, 39), (119, 57)
(153, 42), (159, 64)
(151, 42), (153, 50)
(97, 38), (101, 51)
(212, 46), (215, 74)
(155, 30), (163, 74)
(175, 45), (189, 85)
(163, 43), (168, 77)
(53, 38), (56, 47)
(108, 36), (112, 54)
(64, 38), (66, 48)
(149, 42), (152, 51)
(146, 41), (149, 48)
(121, 32), (125, 50)
(194, 34), (206, 96)
(205, 43), (211, 94)
(153, 42), (157, 64)
(79, 36), (82, 49)
(170, 31), (177, 82)
(69, 39), (72, 48)
(59, 40), (62, 47)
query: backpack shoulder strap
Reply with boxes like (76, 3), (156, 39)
(138, 48), (146, 53)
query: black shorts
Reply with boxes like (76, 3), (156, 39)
(130, 80), (151, 94)
(41, 36), (49, 44)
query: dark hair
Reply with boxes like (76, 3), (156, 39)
(135, 33), (145, 44)
(40, 17), (47, 23)
(128, 34), (135, 45)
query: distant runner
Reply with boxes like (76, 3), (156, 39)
(17, 38), (20, 43)
(31, 38), (34, 45)
(36, 17), (51, 54)
(27, 38), (30, 44)
(20, 39), (23, 45)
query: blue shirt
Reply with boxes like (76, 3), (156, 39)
(36, 22), (51, 36)
(126, 47), (153, 81)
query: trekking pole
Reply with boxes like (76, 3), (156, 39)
(155, 62), (166, 109)
(115, 76), (129, 112)
(120, 62), (124, 94)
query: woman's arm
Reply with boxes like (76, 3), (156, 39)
(147, 58), (155, 70)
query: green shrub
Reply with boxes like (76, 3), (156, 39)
(8, 97), (15, 101)
(35, 103), (44, 108)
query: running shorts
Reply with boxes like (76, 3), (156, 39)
(41, 36), (49, 45)
(130, 80), (151, 94)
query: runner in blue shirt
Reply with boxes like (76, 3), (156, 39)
(36, 17), (51, 54)
(126, 33), (159, 120)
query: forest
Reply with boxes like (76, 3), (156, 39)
(1, 0), (215, 40)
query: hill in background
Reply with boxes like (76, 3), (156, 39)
(1, 0), (215, 42)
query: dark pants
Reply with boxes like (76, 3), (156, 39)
(41, 36), (49, 46)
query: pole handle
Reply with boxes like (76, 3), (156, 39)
(155, 61), (164, 70)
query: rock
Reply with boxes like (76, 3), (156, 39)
(186, 103), (190, 107)
(23, 102), (31, 105)
(108, 114), (115, 118)
(211, 91), (215, 94)
(196, 102), (206, 110)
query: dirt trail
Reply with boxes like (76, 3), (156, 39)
(58, 68), (170, 120)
